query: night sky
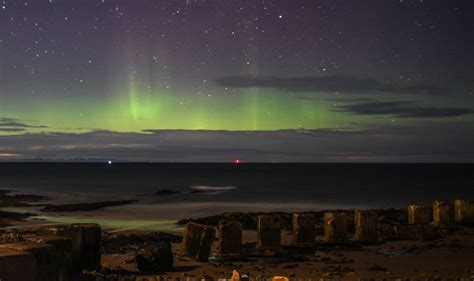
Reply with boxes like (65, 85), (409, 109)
(0, 0), (473, 162)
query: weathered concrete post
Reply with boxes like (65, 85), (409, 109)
(323, 212), (347, 242)
(218, 220), (242, 255)
(454, 200), (474, 225)
(180, 222), (215, 261)
(407, 205), (432, 224)
(39, 223), (101, 271)
(0, 242), (57, 281)
(354, 210), (377, 242)
(72, 223), (101, 271)
(25, 236), (73, 281)
(432, 201), (454, 226)
(256, 215), (281, 249)
(0, 248), (37, 281)
(292, 213), (316, 245)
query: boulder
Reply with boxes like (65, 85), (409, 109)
(25, 235), (73, 281)
(354, 210), (377, 243)
(407, 205), (432, 224)
(454, 200), (474, 225)
(397, 224), (433, 241)
(291, 213), (316, 245)
(135, 242), (174, 273)
(180, 222), (215, 261)
(256, 215), (281, 249)
(323, 212), (347, 242)
(432, 201), (454, 226)
(0, 247), (37, 281)
(0, 242), (57, 281)
(218, 220), (242, 254)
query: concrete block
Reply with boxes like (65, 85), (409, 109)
(407, 205), (432, 224)
(39, 223), (101, 271)
(25, 235), (73, 281)
(354, 210), (377, 242)
(0, 242), (57, 281)
(454, 200), (474, 225)
(218, 220), (242, 254)
(180, 222), (215, 261)
(0, 247), (37, 281)
(256, 215), (281, 249)
(72, 223), (101, 270)
(432, 201), (454, 226)
(323, 212), (347, 242)
(292, 213), (316, 245)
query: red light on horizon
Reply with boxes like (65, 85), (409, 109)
(234, 159), (241, 164)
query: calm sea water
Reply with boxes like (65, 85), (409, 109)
(1, 163), (473, 231)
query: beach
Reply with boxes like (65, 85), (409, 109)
(1, 163), (474, 279)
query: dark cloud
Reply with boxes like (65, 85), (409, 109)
(339, 101), (474, 118)
(213, 75), (449, 95)
(0, 128), (25, 132)
(0, 124), (473, 162)
(0, 117), (49, 132)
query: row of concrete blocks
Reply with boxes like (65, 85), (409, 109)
(181, 199), (474, 262)
(179, 210), (377, 262)
(399, 199), (474, 242)
(0, 223), (102, 281)
(408, 199), (474, 226)
(257, 211), (376, 248)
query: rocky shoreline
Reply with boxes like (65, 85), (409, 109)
(2, 190), (474, 279)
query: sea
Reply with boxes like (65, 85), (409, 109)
(1, 163), (473, 232)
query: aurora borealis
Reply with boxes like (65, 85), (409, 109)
(0, 0), (473, 161)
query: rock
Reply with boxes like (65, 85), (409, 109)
(155, 189), (180, 196)
(354, 210), (377, 243)
(454, 199), (474, 225)
(323, 212), (348, 242)
(272, 277), (289, 281)
(0, 247), (37, 281)
(218, 220), (242, 255)
(230, 270), (240, 281)
(41, 200), (136, 212)
(200, 275), (214, 281)
(407, 205), (432, 224)
(180, 222), (215, 261)
(135, 242), (174, 273)
(0, 232), (25, 244)
(397, 224), (434, 241)
(256, 215), (281, 249)
(25, 235), (73, 281)
(176, 211), (301, 231)
(292, 213), (316, 245)
(432, 201), (454, 226)
(0, 242), (57, 281)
